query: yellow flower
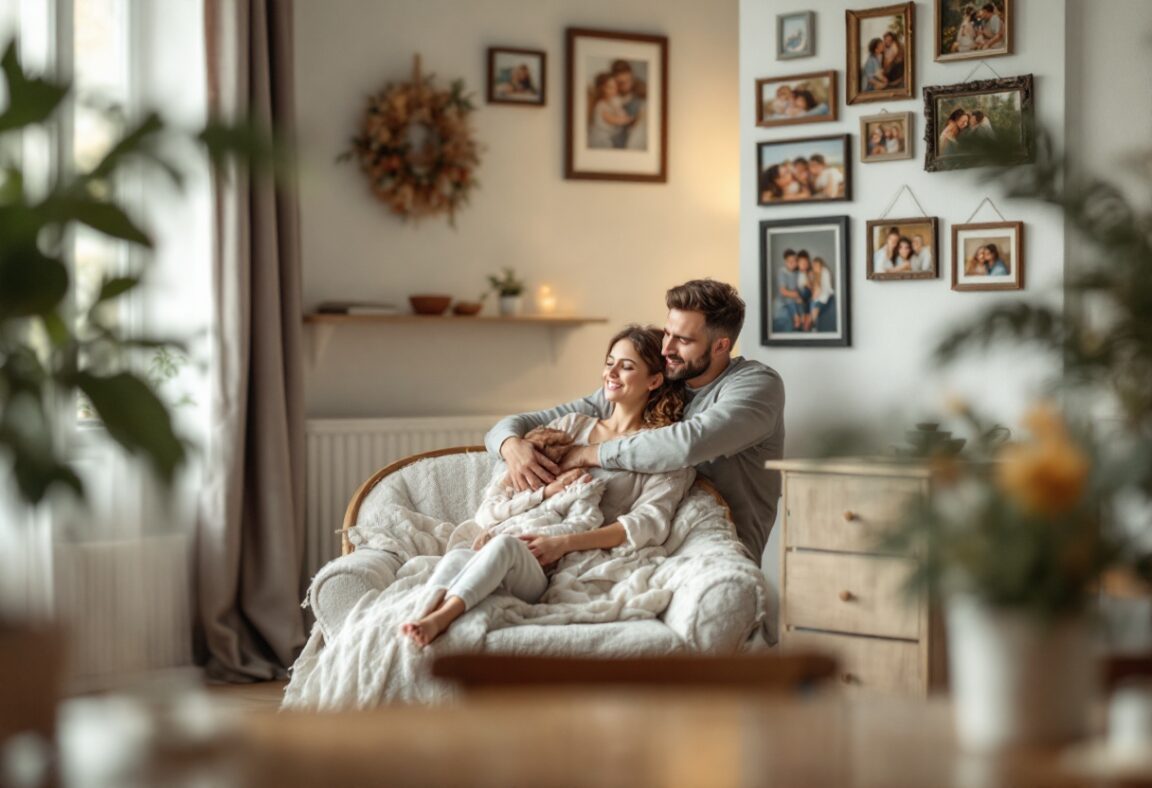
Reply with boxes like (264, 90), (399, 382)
(995, 405), (1089, 517)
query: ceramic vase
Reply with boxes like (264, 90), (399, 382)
(947, 595), (1097, 752)
(498, 295), (522, 316)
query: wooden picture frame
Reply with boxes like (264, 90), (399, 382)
(487, 47), (547, 106)
(859, 111), (913, 161)
(564, 27), (668, 182)
(777, 11), (816, 59)
(846, 2), (915, 105)
(756, 134), (851, 206)
(951, 221), (1024, 291)
(865, 217), (939, 280)
(935, 0), (1012, 62)
(923, 74), (1034, 172)
(760, 215), (851, 347)
(756, 70), (838, 128)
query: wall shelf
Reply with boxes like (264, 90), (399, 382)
(303, 312), (609, 365)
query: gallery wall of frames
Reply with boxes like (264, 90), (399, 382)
(738, 0), (1070, 440)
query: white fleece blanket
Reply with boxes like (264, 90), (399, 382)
(282, 490), (740, 710)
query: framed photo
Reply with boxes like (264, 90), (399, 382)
(564, 27), (668, 182)
(923, 75), (1033, 172)
(952, 221), (1023, 291)
(487, 47), (547, 106)
(935, 0), (1012, 62)
(860, 111), (913, 161)
(760, 216), (851, 347)
(756, 70), (838, 128)
(846, 2), (915, 105)
(756, 134), (851, 206)
(777, 11), (816, 59)
(865, 217), (939, 280)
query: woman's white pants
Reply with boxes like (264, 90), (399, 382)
(427, 534), (547, 611)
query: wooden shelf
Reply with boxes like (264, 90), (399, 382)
(303, 312), (609, 365)
(304, 313), (607, 326)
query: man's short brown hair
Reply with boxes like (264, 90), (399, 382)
(665, 279), (745, 341)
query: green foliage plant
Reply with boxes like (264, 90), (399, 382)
(487, 267), (524, 297)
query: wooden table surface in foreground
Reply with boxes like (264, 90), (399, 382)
(237, 691), (1142, 788)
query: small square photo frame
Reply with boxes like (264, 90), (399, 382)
(756, 70), (838, 128)
(757, 134), (851, 206)
(846, 2), (915, 105)
(951, 221), (1024, 291)
(761, 215), (851, 347)
(487, 47), (547, 106)
(777, 11), (816, 59)
(865, 217), (939, 280)
(935, 0), (1011, 62)
(860, 111), (913, 161)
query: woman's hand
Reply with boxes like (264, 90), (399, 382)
(543, 469), (589, 499)
(472, 530), (493, 550)
(518, 534), (570, 568)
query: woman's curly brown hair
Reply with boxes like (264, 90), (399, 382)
(606, 324), (686, 429)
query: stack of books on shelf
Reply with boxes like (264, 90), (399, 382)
(315, 300), (400, 316)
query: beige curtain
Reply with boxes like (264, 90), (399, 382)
(197, 0), (305, 681)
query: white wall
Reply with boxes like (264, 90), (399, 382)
(295, 0), (739, 418)
(739, 0), (1068, 456)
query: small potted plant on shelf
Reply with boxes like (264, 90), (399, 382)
(487, 267), (525, 316)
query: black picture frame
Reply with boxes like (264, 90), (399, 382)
(923, 74), (1034, 172)
(760, 215), (851, 347)
(487, 47), (547, 107)
(756, 134), (852, 206)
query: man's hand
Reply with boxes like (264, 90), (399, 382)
(559, 444), (600, 472)
(500, 436), (560, 492)
(543, 468), (588, 499)
(471, 530), (493, 550)
(518, 534), (569, 568)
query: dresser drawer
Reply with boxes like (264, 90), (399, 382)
(784, 551), (920, 640)
(784, 472), (924, 554)
(784, 629), (925, 697)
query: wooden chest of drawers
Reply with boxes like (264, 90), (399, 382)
(767, 460), (947, 697)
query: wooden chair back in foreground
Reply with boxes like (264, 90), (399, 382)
(431, 652), (838, 693)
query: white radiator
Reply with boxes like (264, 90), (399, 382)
(53, 533), (192, 687)
(304, 416), (500, 580)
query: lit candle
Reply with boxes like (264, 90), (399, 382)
(536, 284), (557, 315)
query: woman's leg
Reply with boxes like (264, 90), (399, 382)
(414, 547), (476, 617)
(402, 535), (546, 647)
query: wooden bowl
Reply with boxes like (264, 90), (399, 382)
(452, 301), (483, 316)
(409, 294), (452, 315)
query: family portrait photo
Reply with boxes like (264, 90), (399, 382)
(924, 75), (1033, 171)
(846, 2), (915, 104)
(487, 47), (546, 106)
(761, 216), (851, 347)
(866, 217), (938, 280)
(860, 111), (913, 161)
(756, 70), (837, 127)
(777, 11), (815, 59)
(757, 134), (850, 206)
(952, 221), (1024, 291)
(564, 28), (667, 182)
(935, 0), (1011, 62)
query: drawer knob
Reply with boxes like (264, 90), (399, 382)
(839, 590), (855, 602)
(843, 510), (858, 522)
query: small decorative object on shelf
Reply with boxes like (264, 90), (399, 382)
(408, 294), (453, 315)
(535, 284), (558, 315)
(488, 267), (525, 316)
(452, 300), (483, 316)
(315, 300), (400, 315)
(343, 54), (481, 224)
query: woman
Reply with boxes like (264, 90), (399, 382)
(892, 236), (916, 273)
(873, 226), (901, 274)
(939, 108), (970, 155)
(401, 325), (693, 647)
(861, 38), (886, 92)
(808, 256), (835, 332)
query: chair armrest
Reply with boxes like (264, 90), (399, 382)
(309, 548), (403, 638)
(662, 563), (767, 653)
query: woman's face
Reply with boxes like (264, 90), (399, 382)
(603, 338), (660, 407)
(602, 78), (618, 98)
(958, 114), (970, 129)
(886, 232), (900, 251)
(798, 257), (811, 272)
(775, 167), (794, 188)
(898, 240), (913, 259)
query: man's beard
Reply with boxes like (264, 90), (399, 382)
(665, 352), (710, 381)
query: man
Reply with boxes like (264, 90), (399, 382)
(609, 60), (647, 150)
(911, 233), (933, 273)
(485, 280), (785, 563)
(774, 249), (803, 332)
(808, 154), (843, 199)
(976, 3), (1005, 50)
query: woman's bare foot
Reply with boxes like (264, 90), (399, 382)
(400, 596), (467, 648)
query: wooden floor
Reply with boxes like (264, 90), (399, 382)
(204, 680), (288, 715)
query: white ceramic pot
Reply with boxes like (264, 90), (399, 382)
(947, 595), (1098, 752)
(498, 295), (522, 316)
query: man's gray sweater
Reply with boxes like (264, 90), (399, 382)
(484, 357), (785, 562)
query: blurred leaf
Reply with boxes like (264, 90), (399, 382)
(55, 198), (153, 247)
(95, 276), (141, 304)
(935, 302), (1063, 364)
(41, 309), (71, 347)
(0, 41), (69, 133)
(198, 117), (281, 170)
(88, 112), (164, 179)
(0, 246), (69, 317)
(75, 371), (186, 485)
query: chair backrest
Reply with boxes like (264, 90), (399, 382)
(431, 653), (838, 693)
